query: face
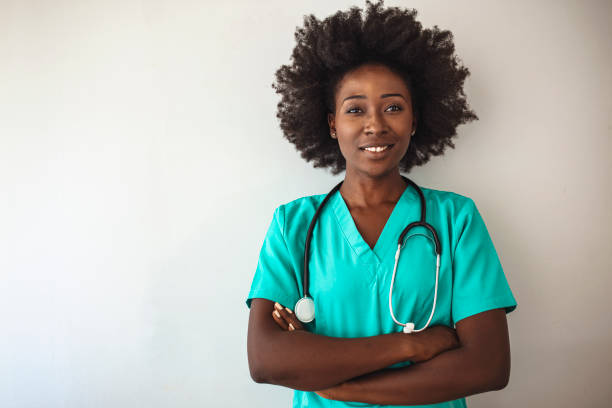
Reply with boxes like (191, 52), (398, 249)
(327, 63), (416, 179)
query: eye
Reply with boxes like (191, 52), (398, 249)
(385, 104), (402, 112)
(346, 106), (363, 114)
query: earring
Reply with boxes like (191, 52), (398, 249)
(331, 132), (336, 138)
(411, 130), (416, 136)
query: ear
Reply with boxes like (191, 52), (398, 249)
(327, 113), (336, 138)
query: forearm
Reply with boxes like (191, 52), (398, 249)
(252, 330), (415, 391)
(331, 345), (506, 405)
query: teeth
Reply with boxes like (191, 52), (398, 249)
(364, 145), (390, 152)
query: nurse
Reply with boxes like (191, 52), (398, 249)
(246, 1), (517, 407)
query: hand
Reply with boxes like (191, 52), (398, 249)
(271, 302), (305, 331)
(315, 382), (350, 400)
(315, 387), (335, 399)
(409, 325), (460, 363)
(271, 305), (346, 399)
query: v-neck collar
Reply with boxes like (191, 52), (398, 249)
(330, 183), (419, 265)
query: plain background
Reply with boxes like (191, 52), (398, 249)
(1, 0), (611, 407)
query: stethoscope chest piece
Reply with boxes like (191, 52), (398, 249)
(295, 296), (315, 323)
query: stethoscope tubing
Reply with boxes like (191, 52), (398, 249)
(298, 175), (441, 333)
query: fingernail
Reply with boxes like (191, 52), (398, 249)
(274, 302), (283, 311)
(274, 310), (281, 318)
(289, 323), (295, 331)
(285, 307), (293, 314)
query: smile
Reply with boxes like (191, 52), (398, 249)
(360, 144), (394, 155)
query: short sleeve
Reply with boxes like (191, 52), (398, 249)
(451, 198), (517, 325)
(245, 205), (301, 310)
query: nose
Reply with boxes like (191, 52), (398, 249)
(364, 109), (387, 135)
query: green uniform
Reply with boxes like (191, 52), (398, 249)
(246, 184), (517, 408)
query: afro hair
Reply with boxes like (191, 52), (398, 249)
(272, 0), (478, 175)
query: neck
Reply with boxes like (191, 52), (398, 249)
(339, 169), (407, 209)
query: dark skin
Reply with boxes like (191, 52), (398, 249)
(247, 62), (511, 404)
(269, 302), (510, 404)
(249, 298), (461, 392)
(329, 64), (415, 240)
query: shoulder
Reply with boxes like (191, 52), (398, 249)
(271, 193), (327, 234)
(273, 186), (477, 221)
(265, 193), (328, 252)
(282, 193), (327, 214)
(418, 185), (481, 237)
(420, 185), (475, 214)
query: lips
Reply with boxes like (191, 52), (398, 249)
(360, 144), (394, 157)
(359, 143), (395, 149)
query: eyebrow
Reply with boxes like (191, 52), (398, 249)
(342, 93), (407, 104)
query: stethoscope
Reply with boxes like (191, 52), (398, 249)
(294, 175), (441, 334)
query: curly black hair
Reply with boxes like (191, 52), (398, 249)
(272, 0), (478, 175)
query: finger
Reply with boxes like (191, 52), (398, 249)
(272, 309), (289, 330)
(275, 302), (303, 331)
(283, 307), (305, 330)
(273, 302), (294, 330)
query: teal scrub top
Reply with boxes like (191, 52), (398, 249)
(245, 183), (517, 408)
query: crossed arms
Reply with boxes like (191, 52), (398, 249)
(247, 298), (511, 405)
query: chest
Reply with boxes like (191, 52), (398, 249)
(307, 229), (452, 337)
(349, 205), (394, 250)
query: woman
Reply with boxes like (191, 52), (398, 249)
(246, 1), (517, 406)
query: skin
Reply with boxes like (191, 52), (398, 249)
(270, 303), (330, 399)
(327, 63), (416, 246)
(248, 298), (459, 391)
(270, 302), (510, 404)
(247, 62), (512, 404)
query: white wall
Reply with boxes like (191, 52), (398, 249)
(1, 0), (610, 407)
